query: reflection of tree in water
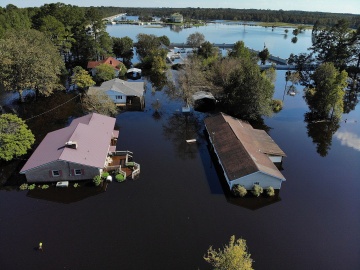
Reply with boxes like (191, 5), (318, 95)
(162, 112), (203, 159)
(343, 88), (359, 114)
(169, 25), (183, 33)
(304, 112), (340, 157)
(148, 72), (169, 92)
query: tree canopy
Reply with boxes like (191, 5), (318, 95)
(94, 64), (116, 83)
(186, 32), (205, 48)
(304, 62), (348, 120)
(0, 114), (35, 161)
(0, 29), (65, 100)
(204, 235), (253, 270)
(82, 89), (117, 116)
(71, 66), (95, 90)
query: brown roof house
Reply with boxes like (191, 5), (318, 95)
(204, 113), (286, 190)
(20, 113), (139, 183)
(87, 57), (122, 77)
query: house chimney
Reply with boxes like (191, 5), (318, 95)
(65, 141), (78, 149)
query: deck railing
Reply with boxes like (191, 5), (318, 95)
(131, 162), (141, 179)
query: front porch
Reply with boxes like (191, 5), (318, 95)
(105, 151), (141, 179)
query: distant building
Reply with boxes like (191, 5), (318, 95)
(87, 57), (122, 77)
(170, 13), (184, 23)
(204, 113), (286, 190)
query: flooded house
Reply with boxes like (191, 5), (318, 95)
(204, 112), (286, 190)
(87, 57), (123, 77)
(20, 113), (139, 183)
(87, 78), (145, 110)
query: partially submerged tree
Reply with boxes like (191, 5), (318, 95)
(82, 89), (117, 116)
(258, 47), (270, 65)
(0, 114), (35, 161)
(71, 66), (95, 90)
(186, 32), (205, 48)
(0, 29), (65, 100)
(221, 57), (275, 120)
(204, 235), (253, 270)
(228, 41), (254, 60)
(94, 64), (116, 83)
(178, 57), (209, 107)
(304, 62), (347, 120)
(112, 36), (133, 60)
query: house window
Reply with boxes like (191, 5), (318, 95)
(254, 182), (260, 185)
(115, 95), (122, 99)
(52, 170), (60, 177)
(74, 169), (83, 176)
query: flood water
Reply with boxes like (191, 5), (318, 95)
(0, 23), (360, 270)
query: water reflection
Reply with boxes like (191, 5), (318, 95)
(304, 112), (340, 157)
(334, 130), (360, 152)
(226, 193), (282, 211)
(169, 24), (183, 33)
(27, 183), (106, 204)
(162, 112), (203, 159)
(343, 89), (359, 113)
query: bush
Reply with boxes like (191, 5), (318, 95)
(19, 183), (28, 190)
(101, 172), (110, 179)
(115, 173), (125, 182)
(271, 99), (283, 112)
(93, 175), (102, 186)
(232, 184), (247, 197)
(41, 185), (49, 189)
(251, 184), (263, 197)
(266, 186), (275, 196)
(28, 184), (36, 190)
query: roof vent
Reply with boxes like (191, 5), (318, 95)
(65, 141), (78, 149)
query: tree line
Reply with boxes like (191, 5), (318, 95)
(103, 7), (360, 28)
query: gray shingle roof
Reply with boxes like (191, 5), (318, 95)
(92, 78), (144, 97)
(204, 113), (286, 181)
(20, 113), (117, 172)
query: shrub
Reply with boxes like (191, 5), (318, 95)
(19, 183), (28, 190)
(271, 99), (283, 112)
(251, 184), (263, 197)
(93, 175), (102, 186)
(266, 186), (275, 196)
(115, 173), (125, 182)
(73, 183), (80, 188)
(41, 185), (49, 189)
(28, 184), (36, 190)
(232, 184), (247, 197)
(101, 172), (110, 179)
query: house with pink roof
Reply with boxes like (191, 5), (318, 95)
(20, 113), (139, 183)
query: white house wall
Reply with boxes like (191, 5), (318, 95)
(105, 90), (126, 104)
(230, 171), (283, 190)
(268, 155), (283, 163)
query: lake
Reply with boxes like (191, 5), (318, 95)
(0, 23), (359, 270)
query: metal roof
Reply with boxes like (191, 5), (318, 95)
(204, 112), (286, 181)
(20, 113), (117, 173)
(89, 78), (144, 97)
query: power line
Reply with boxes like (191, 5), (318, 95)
(25, 94), (81, 121)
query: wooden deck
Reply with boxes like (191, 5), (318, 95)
(105, 155), (134, 178)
